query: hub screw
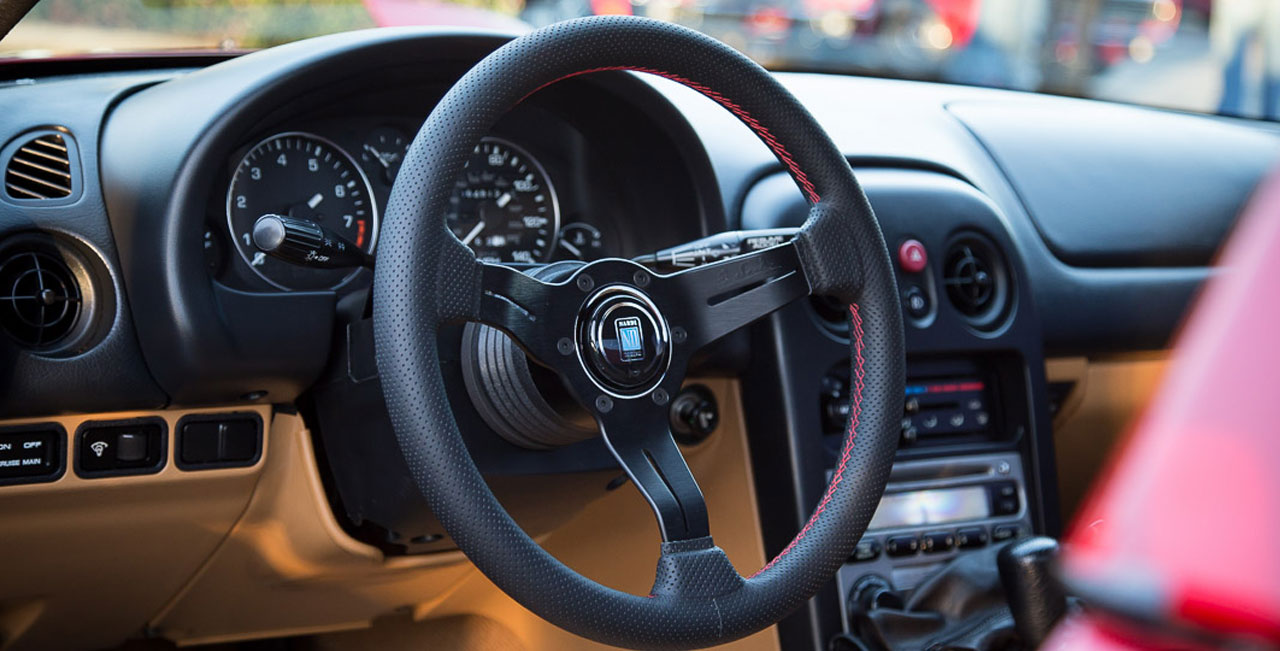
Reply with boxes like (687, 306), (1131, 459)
(633, 270), (651, 287)
(576, 275), (595, 292)
(595, 395), (614, 413)
(557, 338), (574, 355)
(652, 388), (670, 405)
(671, 327), (687, 344)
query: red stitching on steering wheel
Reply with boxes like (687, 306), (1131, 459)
(749, 303), (864, 578)
(524, 66), (822, 204)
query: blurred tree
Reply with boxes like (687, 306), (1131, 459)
(26, 0), (378, 48)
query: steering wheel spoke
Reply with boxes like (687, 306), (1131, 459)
(599, 404), (710, 542)
(474, 261), (578, 368)
(660, 241), (810, 350)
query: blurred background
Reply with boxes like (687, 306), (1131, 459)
(4, 0), (1279, 120)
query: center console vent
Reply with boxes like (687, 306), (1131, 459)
(942, 233), (1012, 332)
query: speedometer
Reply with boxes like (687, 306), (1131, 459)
(226, 132), (377, 290)
(446, 137), (560, 263)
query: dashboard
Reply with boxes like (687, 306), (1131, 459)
(1, 24), (1278, 651)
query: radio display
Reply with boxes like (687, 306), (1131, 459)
(868, 485), (990, 530)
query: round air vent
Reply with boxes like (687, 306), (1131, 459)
(0, 234), (108, 354)
(942, 234), (1011, 331)
(0, 250), (81, 348)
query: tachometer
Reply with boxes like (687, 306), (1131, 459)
(226, 132), (377, 290)
(446, 137), (559, 264)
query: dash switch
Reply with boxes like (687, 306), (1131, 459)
(177, 415), (262, 470)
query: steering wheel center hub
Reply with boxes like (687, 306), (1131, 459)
(577, 284), (670, 396)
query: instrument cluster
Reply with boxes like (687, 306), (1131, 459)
(207, 117), (618, 292)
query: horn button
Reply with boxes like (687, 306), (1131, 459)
(577, 285), (671, 396)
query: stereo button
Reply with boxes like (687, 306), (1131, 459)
(991, 481), (1020, 515)
(992, 524), (1022, 542)
(956, 526), (989, 549)
(922, 531), (955, 553)
(885, 535), (920, 557)
(850, 539), (881, 563)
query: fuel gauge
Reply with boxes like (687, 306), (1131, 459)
(556, 222), (605, 261)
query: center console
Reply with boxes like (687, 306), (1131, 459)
(737, 168), (1058, 651)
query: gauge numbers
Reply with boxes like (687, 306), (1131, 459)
(446, 137), (560, 264)
(226, 132), (377, 290)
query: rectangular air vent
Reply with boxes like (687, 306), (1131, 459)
(5, 132), (73, 200)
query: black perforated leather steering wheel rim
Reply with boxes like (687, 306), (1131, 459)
(373, 16), (905, 650)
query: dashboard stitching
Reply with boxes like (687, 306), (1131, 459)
(749, 302), (864, 578)
(522, 66), (821, 204)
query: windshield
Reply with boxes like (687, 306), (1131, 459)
(3, 0), (1277, 121)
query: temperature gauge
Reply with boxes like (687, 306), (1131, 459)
(556, 222), (605, 261)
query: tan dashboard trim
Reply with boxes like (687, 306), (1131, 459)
(152, 379), (777, 650)
(1046, 354), (1168, 523)
(1, 380), (777, 651)
(0, 405), (270, 651)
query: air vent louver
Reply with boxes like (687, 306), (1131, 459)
(944, 243), (995, 315)
(5, 133), (73, 200)
(942, 235), (1011, 331)
(0, 249), (82, 348)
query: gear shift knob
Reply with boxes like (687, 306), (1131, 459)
(998, 536), (1067, 648)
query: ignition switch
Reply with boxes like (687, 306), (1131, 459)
(669, 384), (719, 445)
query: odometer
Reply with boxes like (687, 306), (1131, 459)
(447, 138), (559, 263)
(226, 132), (377, 290)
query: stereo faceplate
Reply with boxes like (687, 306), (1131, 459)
(836, 452), (1033, 626)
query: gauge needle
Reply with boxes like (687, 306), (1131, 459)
(307, 193), (323, 209)
(364, 144), (400, 168)
(496, 192), (512, 209)
(363, 144), (388, 167)
(559, 239), (582, 258)
(460, 221), (486, 246)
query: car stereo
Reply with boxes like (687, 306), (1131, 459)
(835, 452), (1033, 621)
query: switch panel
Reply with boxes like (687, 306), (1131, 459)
(176, 413), (263, 470)
(0, 423), (66, 485)
(75, 418), (166, 477)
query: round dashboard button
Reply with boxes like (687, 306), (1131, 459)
(898, 239), (928, 273)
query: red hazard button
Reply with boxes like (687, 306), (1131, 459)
(898, 239), (928, 273)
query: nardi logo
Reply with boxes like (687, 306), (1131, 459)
(615, 316), (644, 362)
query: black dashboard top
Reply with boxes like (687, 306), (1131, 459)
(949, 99), (1280, 268)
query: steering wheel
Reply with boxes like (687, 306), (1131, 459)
(373, 16), (904, 650)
